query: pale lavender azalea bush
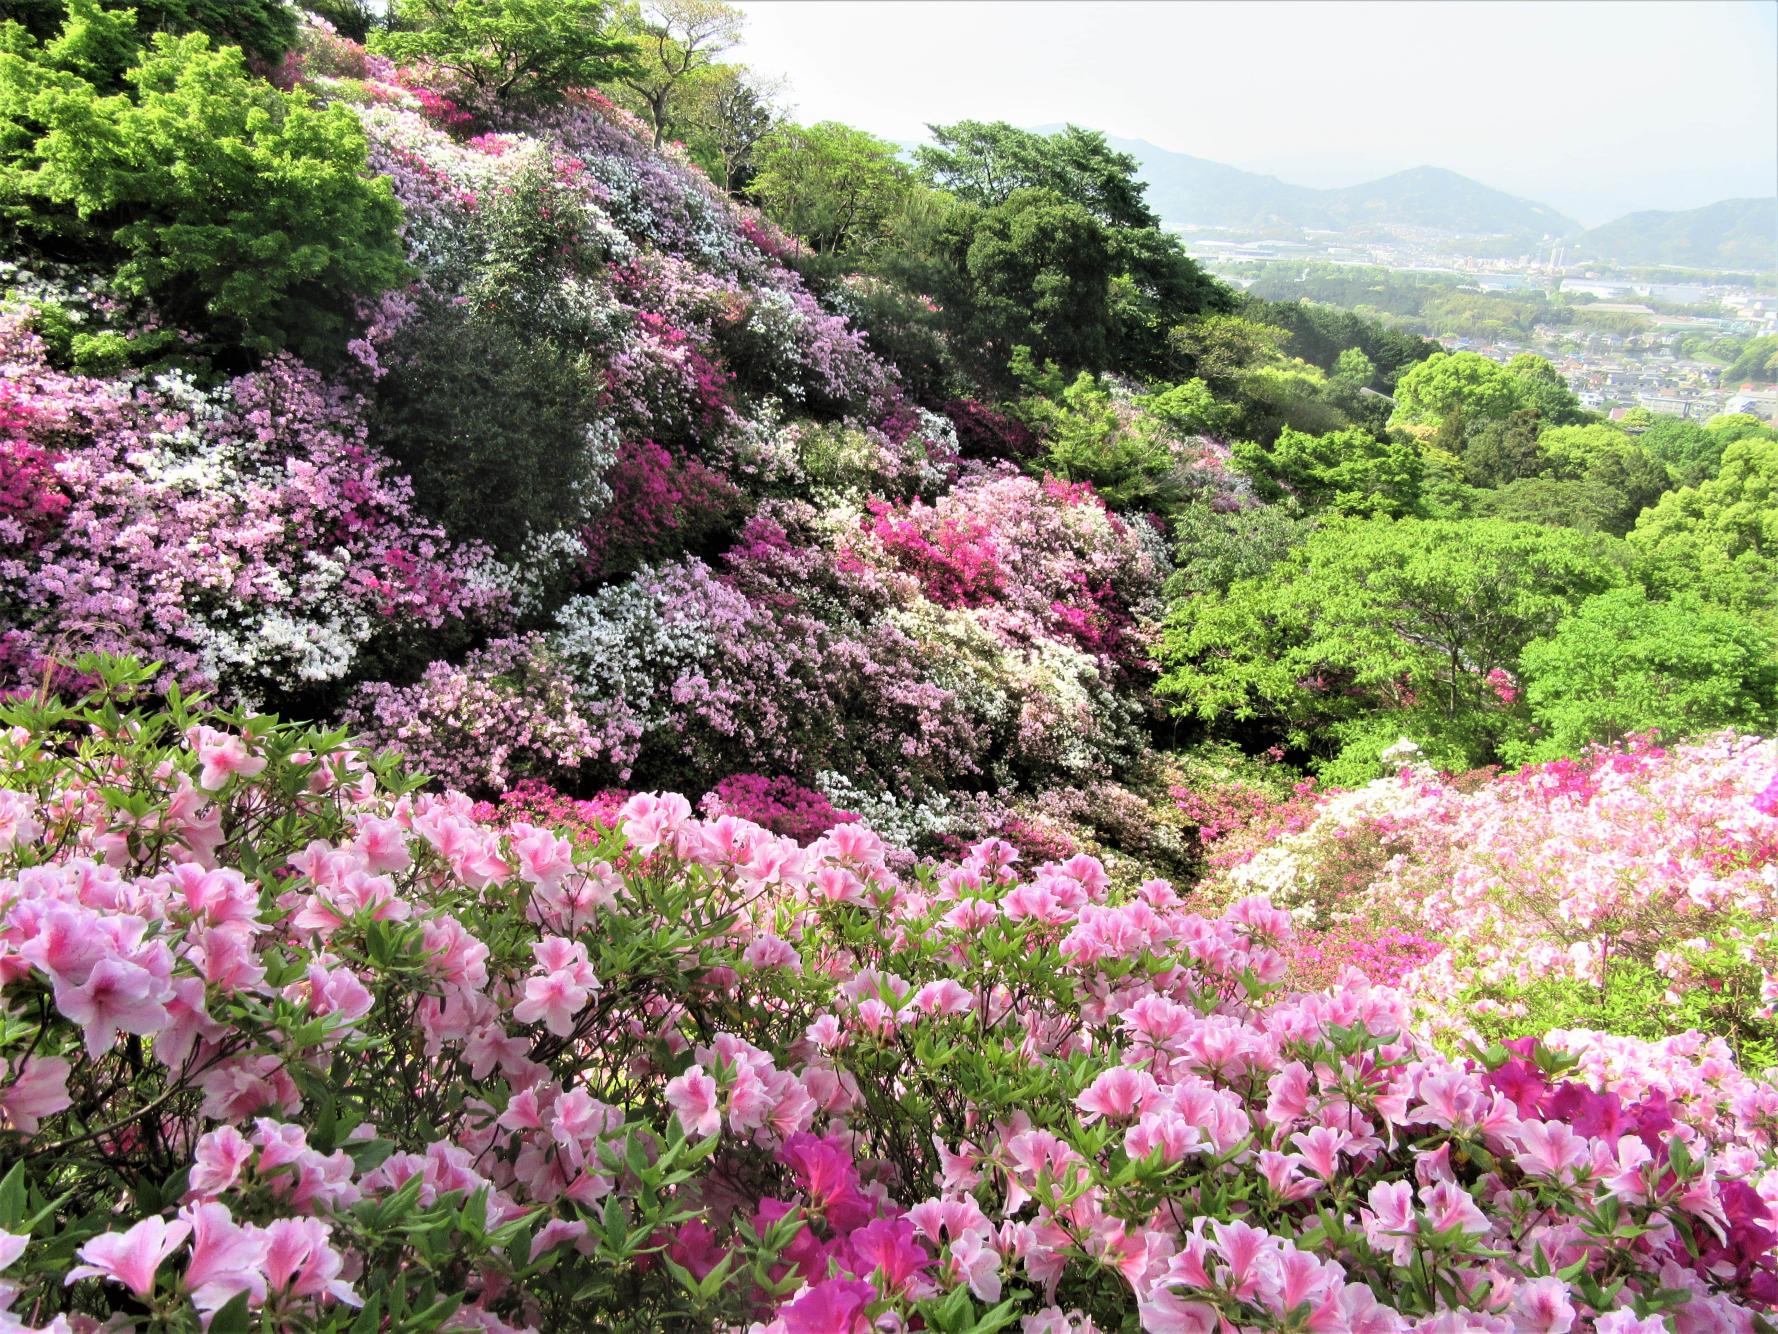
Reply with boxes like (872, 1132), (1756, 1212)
(0, 665), (1775, 1332)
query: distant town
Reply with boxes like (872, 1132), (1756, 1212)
(1183, 228), (1778, 423)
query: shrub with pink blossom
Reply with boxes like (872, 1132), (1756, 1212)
(344, 636), (642, 792)
(0, 316), (505, 700)
(2, 659), (1777, 1332)
(701, 774), (858, 845)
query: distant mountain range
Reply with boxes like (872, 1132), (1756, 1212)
(1046, 131), (1775, 271)
(1566, 198), (1776, 271)
(1095, 134), (1578, 240)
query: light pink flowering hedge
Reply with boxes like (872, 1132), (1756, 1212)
(0, 661), (1775, 1332)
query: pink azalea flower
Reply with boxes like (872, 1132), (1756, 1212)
(261, 1216), (361, 1307)
(665, 1065), (720, 1138)
(0, 1055), (72, 1135)
(1075, 1066), (1159, 1124)
(1510, 1275), (1576, 1333)
(53, 957), (170, 1059)
(181, 1202), (268, 1313)
(65, 1216), (191, 1298)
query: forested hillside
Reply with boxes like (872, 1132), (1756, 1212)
(1, 3), (1777, 1330)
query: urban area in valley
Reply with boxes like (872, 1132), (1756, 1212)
(1187, 231), (1778, 422)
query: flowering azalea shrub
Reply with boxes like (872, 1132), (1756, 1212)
(0, 316), (505, 700)
(1189, 733), (1778, 1069)
(2, 660), (1778, 1334)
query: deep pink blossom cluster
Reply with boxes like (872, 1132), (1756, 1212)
(700, 774), (858, 845)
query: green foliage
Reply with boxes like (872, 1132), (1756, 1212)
(1719, 332), (1778, 384)
(1473, 476), (1625, 533)
(1534, 423), (1671, 535)
(613, 0), (741, 148)
(910, 120), (1227, 380)
(1142, 376), (1233, 439)
(1640, 416), (1724, 488)
(1030, 371), (1178, 510)
(1244, 296), (1437, 390)
(373, 0), (638, 106)
(1389, 351), (1530, 428)
(1160, 516), (1628, 778)
(1630, 437), (1778, 616)
(369, 300), (607, 559)
(0, 0), (298, 77)
(1503, 351), (1586, 424)
(748, 119), (911, 254)
(1165, 501), (1313, 601)
(1167, 312), (1288, 389)
(0, 17), (408, 358)
(914, 120), (1157, 228)
(963, 187), (1111, 374)
(1234, 425), (1423, 517)
(671, 60), (778, 193)
(1456, 930), (1778, 1076)
(1460, 407), (1543, 487)
(1519, 586), (1778, 757)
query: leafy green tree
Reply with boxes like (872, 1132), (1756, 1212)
(1332, 346), (1375, 389)
(1165, 501), (1314, 601)
(1032, 371), (1177, 510)
(915, 120), (1155, 228)
(1234, 426), (1423, 517)
(748, 120), (911, 254)
(1631, 437), (1778, 616)
(1721, 333), (1778, 385)
(1535, 423), (1671, 534)
(1245, 296), (1437, 389)
(1473, 477), (1624, 533)
(914, 119), (1227, 378)
(373, 0), (637, 106)
(0, 18), (408, 358)
(962, 187), (1112, 373)
(613, 0), (739, 149)
(1166, 313), (1289, 390)
(304, 0), (383, 42)
(674, 61), (779, 193)
(1143, 378), (1234, 439)
(1641, 417), (1724, 488)
(1160, 517), (1627, 777)
(1461, 407), (1543, 487)
(1389, 350), (1528, 428)
(0, 0), (298, 74)
(1505, 352), (1585, 424)
(1520, 587), (1778, 756)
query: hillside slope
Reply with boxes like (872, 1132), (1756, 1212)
(1570, 195), (1778, 269)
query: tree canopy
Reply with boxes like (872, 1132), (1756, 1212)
(373, 0), (638, 105)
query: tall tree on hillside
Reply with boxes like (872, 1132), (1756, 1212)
(374, 0), (637, 106)
(748, 121), (911, 254)
(615, 0), (740, 148)
(676, 62), (781, 193)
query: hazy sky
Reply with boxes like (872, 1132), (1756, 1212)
(732, 0), (1778, 228)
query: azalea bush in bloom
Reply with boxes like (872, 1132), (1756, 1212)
(1188, 732), (1778, 1072)
(2, 660), (1777, 1334)
(0, 316), (505, 701)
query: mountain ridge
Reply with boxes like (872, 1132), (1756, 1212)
(1027, 127), (1775, 267)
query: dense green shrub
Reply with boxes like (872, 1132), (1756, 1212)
(370, 301), (610, 556)
(0, 15), (407, 358)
